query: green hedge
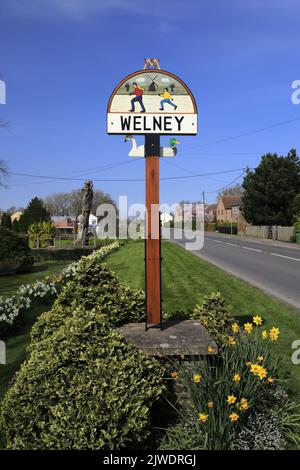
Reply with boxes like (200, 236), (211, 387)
(0, 308), (165, 449)
(0, 227), (34, 275)
(32, 247), (97, 261)
(32, 239), (116, 261)
(30, 257), (145, 345)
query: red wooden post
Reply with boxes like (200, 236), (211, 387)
(145, 135), (161, 326)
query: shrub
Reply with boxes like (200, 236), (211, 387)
(0, 227), (34, 275)
(0, 308), (165, 449)
(28, 221), (55, 248)
(1, 212), (12, 229)
(30, 258), (144, 345)
(192, 292), (234, 344)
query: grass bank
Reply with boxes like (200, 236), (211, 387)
(106, 240), (300, 403)
(0, 260), (70, 399)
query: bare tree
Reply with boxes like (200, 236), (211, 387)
(218, 183), (243, 198)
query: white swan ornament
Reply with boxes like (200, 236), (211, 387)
(124, 136), (180, 158)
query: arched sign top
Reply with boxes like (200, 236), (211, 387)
(107, 69), (198, 136)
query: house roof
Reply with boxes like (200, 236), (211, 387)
(220, 195), (241, 209)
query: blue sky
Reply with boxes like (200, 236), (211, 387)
(0, 0), (299, 210)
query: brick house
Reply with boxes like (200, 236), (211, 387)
(216, 195), (242, 223)
(51, 216), (74, 235)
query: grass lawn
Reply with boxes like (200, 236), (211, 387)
(0, 261), (69, 298)
(106, 240), (300, 404)
(0, 260), (70, 400)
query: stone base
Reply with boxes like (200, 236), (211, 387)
(118, 319), (217, 356)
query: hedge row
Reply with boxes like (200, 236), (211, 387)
(0, 249), (165, 450)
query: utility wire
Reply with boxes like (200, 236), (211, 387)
(204, 169), (248, 194)
(8, 167), (246, 183)
(183, 116), (300, 151)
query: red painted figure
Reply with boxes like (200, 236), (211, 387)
(129, 82), (146, 113)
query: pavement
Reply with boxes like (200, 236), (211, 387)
(163, 228), (300, 310)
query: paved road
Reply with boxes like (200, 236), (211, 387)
(163, 229), (300, 310)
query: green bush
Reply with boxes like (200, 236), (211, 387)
(0, 308), (165, 449)
(0, 227), (34, 275)
(33, 247), (97, 261)
(192, 292), (234, 344)
(28, 221), (55, 248)
(1, 212), (12, 229)
(205, 222), (217, 232)
(30, 258), (144, 345)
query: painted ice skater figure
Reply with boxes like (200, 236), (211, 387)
(159, 88), (177, 111)
(129, 82), (146, 113)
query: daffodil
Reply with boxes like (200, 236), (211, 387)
(261, 330), (268, 340)
(244, 322), (253, 334)
(239, 398), (249, 411)
(207, 345), (216, 354)
(208, 401), (214, 408)
(228, 336), (236, 346)
(257, 355), (264, 362)
(232, 322), (239, 333)
(229, 412), (239, 422)
(233, 373), (241, 382)
(198, 413), (209, 423)
(171, 371), (178, 379)
(267, 377), (274, 383)
(193, 374), (201, 383)
(269, 327), (280, 342)
(253, 315), (263, 326)
(250, 363), (268, 380)
(227, 395), (237, 405)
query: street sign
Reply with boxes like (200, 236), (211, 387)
(107, 62), (198, 328)
(107, 70), (197, 135)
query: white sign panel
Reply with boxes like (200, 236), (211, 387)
(107, 70), (197, 135)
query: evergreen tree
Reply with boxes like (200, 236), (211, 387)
(242, 149), (300, 226)
(292, 193), (300, 220)
(15, 197), (51, 233)
(0, 212), (12, 229)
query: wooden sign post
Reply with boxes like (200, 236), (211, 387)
(107, 61), (197, 328)
(145, 134), (161, 326)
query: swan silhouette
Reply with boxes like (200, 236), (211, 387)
(124, 135), (180, 158)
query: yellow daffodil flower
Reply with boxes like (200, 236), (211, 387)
(229, 412), (239, 421)
(233, 373), (241, 382)
(227, 395), (237, 405)
(257, 355), (264, 362)
(193, 374), (201, 383)
(239, 398), (249, 411)
(269, 327), (280, 342)
(228, 336), (236, 346)
(171, 371), (178, 379)
(261, 330), (268, 340)
(208, 401), (214, 408)
(253, 315), (263, 326)
(198, 413), (209, 423)
(232, 322), (239, 333)
(244, 322), (253, 334)
(207, 345), (216, 354)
